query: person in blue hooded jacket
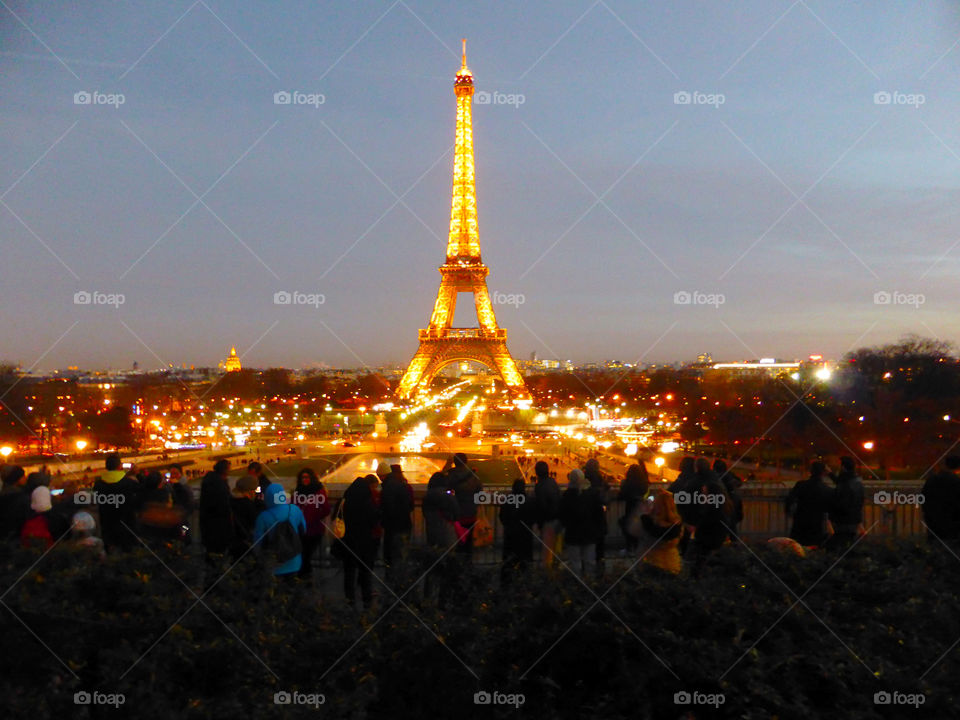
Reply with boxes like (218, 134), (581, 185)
(254, 483), (307, 579)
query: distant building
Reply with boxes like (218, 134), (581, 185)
(709, 358), (800, 378)
(223, 347), (242, 373)
(697, 352), (713, 364)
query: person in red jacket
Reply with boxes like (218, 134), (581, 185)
(293, 468), (330, 580)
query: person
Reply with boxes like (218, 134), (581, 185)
(713, 459), (744, 542)
(247, 461), (270, 502)
(640, 490), (683, 575)
(689, 458), (732, 576)
(0, 465), (29, 541)
(168, 463), (194, 543)
(559, 469), (605, 579)
(668, 456), (698, 555)
(338, 475), (380, 609)
(618, 463), (650, 553)
(293, 467), (330, 580)
(533, 460), (562, 567)
(199, 459), (234, 562)
(230, 476), (260, 560)
(137, 470), (181, 543)
(379, 462), (413, 580)
(785, 461), (834, 547)
(583, 458), (610, 568)
(922, 456), (960, 544)
(500, 478), (535, 586)
(70, 510), (105, 558)
(20, 486), (57, 549)
(254, 482), (307, 581)
(445, 454), (481, 558)
(827, 456), (864, 551)
(421, 471), (460, 605)
(93, 453), (140, 552)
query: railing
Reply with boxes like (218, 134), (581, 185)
(306, 482), (929, 566)
(418, 327), (504, 341)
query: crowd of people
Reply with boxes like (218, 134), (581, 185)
(2, 449), (957, 611)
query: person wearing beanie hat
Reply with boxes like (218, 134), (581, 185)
(20, 486), (55, 549)
(375, 461), (391, 480)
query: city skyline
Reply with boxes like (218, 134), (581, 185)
(3, 2), (960, 371)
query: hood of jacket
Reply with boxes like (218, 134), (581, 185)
(263, 482), (287, 509)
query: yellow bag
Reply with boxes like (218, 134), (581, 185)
(331, 499), (346, 539)
(472, 514), (494, 548)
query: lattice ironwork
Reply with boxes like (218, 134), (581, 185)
(397, 42), (527, 400)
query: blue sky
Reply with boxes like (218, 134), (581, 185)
(3, 1), (960, 370)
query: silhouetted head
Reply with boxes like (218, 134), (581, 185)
(427, 472), (446, 490)
(213, 459), (230, 477)
(511, 478), (526, 495)
(625, 464), (649, 494)
(713, 459), (727, 475)
(695, 457), (711, 475)
(143, 470), (163, 491)
(297, 467), (319, 487)
(105, 452), (122, 471)
(534, 460), (550, 478)
(810, 460), (826, 477)
(839, 456), (856, 473)
(679, 456), (696, 474)
(2, 465), (25, 487)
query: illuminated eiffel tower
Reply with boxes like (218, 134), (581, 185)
(397, 41), (527, 400)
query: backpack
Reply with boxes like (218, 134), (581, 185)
(266, 506), (301, 564)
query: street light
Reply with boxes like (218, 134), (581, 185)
(654, 455), (665, 480)
(75, 440), (88, 452)
(0, 446), (12, 460)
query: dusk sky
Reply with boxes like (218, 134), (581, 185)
(3, 1), (960, 371)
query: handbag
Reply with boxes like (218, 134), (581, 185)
(331, 498), (346, 539)
(472, 515), (494, 548)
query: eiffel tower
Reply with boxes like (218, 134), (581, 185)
(396, 42), (527, 400)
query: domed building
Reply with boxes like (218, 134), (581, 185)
(222, 347), (241, 373)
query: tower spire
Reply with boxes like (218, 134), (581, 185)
(449, 38), (479, 260)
